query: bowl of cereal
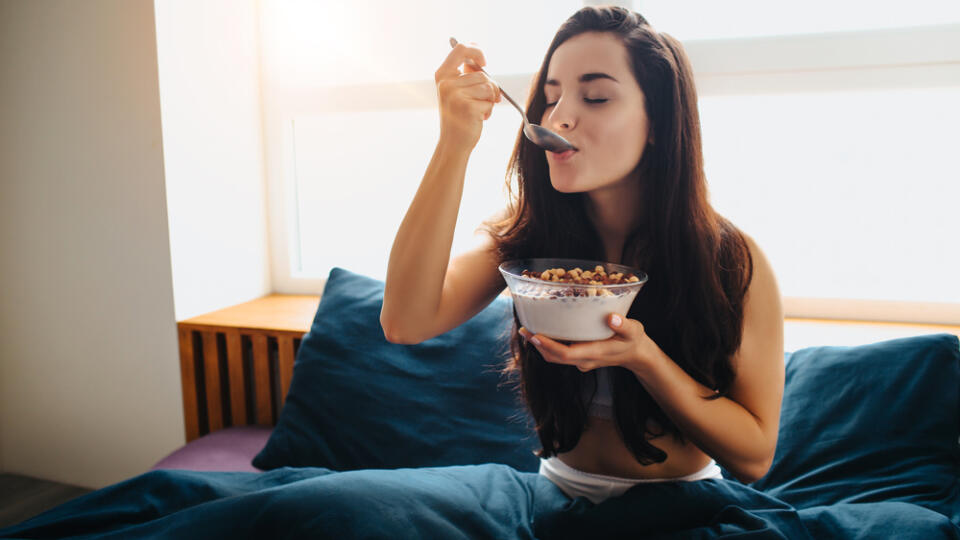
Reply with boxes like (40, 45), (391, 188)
(498, 258), (648, 342)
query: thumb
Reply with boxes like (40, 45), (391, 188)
(462, 61), (483, 73)
(607, 313), (630, 336)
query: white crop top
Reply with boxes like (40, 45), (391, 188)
(583, 367), (614, 419)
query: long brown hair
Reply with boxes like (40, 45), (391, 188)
(486, 6), (753, 464)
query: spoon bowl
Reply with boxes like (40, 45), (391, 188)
(449, 38), (577, 154)
(526, 124), (576, 154)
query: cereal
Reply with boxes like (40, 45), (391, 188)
(516, 265), (641, 299)
(521, 265), (639, 286)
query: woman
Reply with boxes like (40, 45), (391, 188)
(381, 6), (784, 504)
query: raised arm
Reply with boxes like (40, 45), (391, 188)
(380, 42), (505, 344)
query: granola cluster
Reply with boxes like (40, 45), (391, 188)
(519, 265), (640, 297)
(521, 265), (640, 285)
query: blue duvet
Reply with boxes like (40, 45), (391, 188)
(1, 464), (957, 539)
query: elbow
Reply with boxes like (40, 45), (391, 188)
(733, 446), (776, 484)
(383, 327), (420, 345)
(734, 424), (779, 484)
(379, 311), (422, 345)
(736, 456), (773, 485)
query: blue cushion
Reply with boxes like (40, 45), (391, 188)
(752, 333), (960, 524)
(253, 268), (539, 472)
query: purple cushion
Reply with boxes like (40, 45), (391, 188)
(151, 426), (272, 472)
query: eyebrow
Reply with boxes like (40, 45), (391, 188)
(545, 72), (619, 86)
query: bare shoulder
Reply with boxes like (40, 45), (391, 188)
(735, 231), (783, 355)
(741, 233), (777, 299)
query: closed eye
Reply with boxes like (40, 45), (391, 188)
(544, 98), (608, 108)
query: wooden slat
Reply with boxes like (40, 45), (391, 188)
(224, 329), (246, 426)
(784, 318), (960, 351)
(278, 335), (295, 405)
(180, 294), (320, 333)
(251, 333), (272, 425)
(785, 317), (960, 334)
(177, 325), (200, 442)
(201, 331), (223, 432)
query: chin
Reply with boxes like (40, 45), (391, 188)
(549, 174), (584, 193)
(550, 183), (582, 194)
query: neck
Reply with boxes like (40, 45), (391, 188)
(585, 177), (643, 261)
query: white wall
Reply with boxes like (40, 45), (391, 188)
(0, 0), (270, 488)
(155, 0), (271, 321)
(0, 0), (184, 488)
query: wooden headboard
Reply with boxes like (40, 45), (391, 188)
(176, 294), (321, 442)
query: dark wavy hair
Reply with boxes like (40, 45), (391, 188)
(485, 6), (754, 464)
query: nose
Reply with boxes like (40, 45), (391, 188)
(544, 97), (576, 132)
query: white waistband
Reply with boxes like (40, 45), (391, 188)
(539, 457), (723, 504)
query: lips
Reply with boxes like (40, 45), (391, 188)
(550, 149), (578, 162)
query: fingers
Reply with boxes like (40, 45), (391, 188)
(464, 84), (498, 103)
(519, 328), (624, 371)
(436, 43), (500, 103)
(518, 327), (540, 346)
(462, 61), (483, 74)
(435, 42), (487, 82)
(454, 79), (499, 102)
(441, 72), (500, 102)
(520, 330), (580, 368)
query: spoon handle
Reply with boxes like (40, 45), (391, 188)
(449, 37), (529, 126)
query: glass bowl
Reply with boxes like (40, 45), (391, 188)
(498, 258), (648, 342)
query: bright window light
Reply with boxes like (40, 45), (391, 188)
(701, 87), (960, 304)
(635, 0), (960, 40)
(264, 0), (583, 88)
(293, 107), (519, 280)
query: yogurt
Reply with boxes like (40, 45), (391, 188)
(511, 284), (640, 341)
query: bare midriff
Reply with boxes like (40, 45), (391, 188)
(557, 417), (713, 479)
(549, 254), (714, 479)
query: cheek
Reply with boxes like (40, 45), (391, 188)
(593, 112), (648, 170)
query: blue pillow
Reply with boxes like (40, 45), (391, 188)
(253, 268), (539, 472)
(752, 333), (960, 524)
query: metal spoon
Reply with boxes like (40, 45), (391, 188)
(449, 38), (577, 153)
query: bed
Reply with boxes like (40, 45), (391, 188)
(2, 267), (958, 539)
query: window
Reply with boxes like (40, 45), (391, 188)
(261, 0), (581, 293)
(635, 0), (960, 40)
(261, 1), (960, 323)
(701, 87), (960, 306)
(292, 108), (519, 281)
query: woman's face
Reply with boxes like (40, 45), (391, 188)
(540, 32), (652, 193)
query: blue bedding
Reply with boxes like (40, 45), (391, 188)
(1, 464), (957, 539)
(4, 270), (957, 539)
